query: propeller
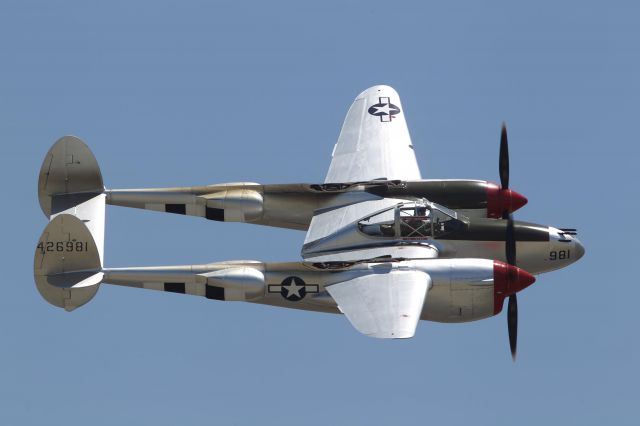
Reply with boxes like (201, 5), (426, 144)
(507, 293), (518, 360)
(500, 123), (518, 361)
(486, 122), (528, 219)
(499, 123), (510, 196)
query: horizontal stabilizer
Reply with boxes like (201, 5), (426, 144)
(326, 270), (430, 338)
(34, 214), (103, 311)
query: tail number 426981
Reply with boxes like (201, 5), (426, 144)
(37, 241), (88, 254)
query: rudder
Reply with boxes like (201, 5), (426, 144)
(38, 135), (106, 264)
(38, 135), (104, 216)
(34, 214), (103, 311)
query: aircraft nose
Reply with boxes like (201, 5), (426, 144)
(549, 227), (585, 266)
(573, 238), (585, 261)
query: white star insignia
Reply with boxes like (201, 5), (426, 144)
(373, 104), (392, 115)
(283, 279), (304, 298)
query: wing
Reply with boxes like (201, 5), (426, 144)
(305, 85), (421, 246)
(326, 270), (430, 338)
(325, 85), (421, 183)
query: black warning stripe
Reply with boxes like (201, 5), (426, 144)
(163, 282), (226, 301)
(205, 207), (224, 221)
(164, 282), (185, 294)
(205, 285), (225, 301)
(166, 204), (186, 215)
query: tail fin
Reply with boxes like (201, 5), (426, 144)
(34, 214), (103, 311)
(38, 135), (106, 264)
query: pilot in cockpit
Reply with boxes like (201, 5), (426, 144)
(400, 205), (431, 238)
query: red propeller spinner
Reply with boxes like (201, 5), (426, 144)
(492, 260), (536, 315)
(485, 183), (528, 219)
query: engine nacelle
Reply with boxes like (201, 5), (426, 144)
(204, 189), (263, 222)
(422, 259), (535, 323)
(203, 267), (265, 301)
(368, 180), (527, 219)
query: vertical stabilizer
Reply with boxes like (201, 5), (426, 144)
(38, 135), (106, 264)
(34, 214), (103, 311)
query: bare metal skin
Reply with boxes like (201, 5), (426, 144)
(34, 85), (583, 344)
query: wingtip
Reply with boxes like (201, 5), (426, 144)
(356, 84), (399, 99)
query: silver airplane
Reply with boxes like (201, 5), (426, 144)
(34, 85), (584, 358)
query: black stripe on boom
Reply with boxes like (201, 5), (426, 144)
(206, 207), (224, 221)
(166, 204), (186, 215)
(164, 282), (186, 294)
(205, 285), (225, 301)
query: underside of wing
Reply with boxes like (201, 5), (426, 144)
(325, 85), (421, 183)
(326, 270), (430, 339)
(305, 86), (421, 244)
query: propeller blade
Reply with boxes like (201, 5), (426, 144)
(506, 213), (518, 360)
(507, 294), (518, 361)
(499, 123), (509, 190)
(506, 214), (516, 265)
(500, 123), (521, 360)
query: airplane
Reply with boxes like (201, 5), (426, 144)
(34, 85), (584, 359)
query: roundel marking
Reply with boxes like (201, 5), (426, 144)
(368, 96), (401, 122)
(280, 276), (307, 302)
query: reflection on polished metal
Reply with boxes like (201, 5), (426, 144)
(34, 85), (584, 350)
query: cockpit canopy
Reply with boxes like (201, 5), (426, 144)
(357, 200), (466, 239)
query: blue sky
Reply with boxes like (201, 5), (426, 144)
(1, 1), (638, 424)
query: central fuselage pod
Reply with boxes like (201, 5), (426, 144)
(302, 200), (585, 275)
